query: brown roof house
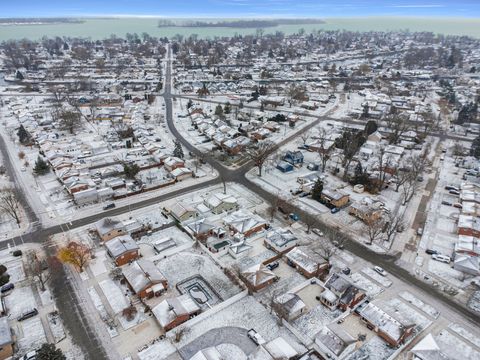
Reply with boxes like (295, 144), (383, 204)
(286, 247), (330, 279)
(324, 273), (366, 311)
(104, 234), (139, 266)
(273, 293), (307, 321)
(315, 323), (357, 360)
(240, 263), (277, 292)
(356, 301), (415, 347)
(152, 294), (200, 331)
(224, 209), (267, 237)
(321, 189), (349, 209)
(168, 201), (197, 223)
(122, 259), (168, 299)
(95, 218), (127, 242)
(0, 317), (13, 360)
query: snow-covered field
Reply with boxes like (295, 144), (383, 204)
(436, 330), (480, 360)
(346, 335), (395, 360)
(156, 250), (242, 301)
(292, 304), (342, 341)
(448, 323), (480, 350)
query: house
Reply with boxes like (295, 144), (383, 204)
(276, 161), (294, 173)
(455, 235), (480, 256)
(104, 234), (139, 266)
(185, 219), (216, 241)
(356, 301), (415, 347)
(122, 259), (168, 299)
(170, 167), (193, 181)
(409, 333), (448, 360)
(454, 255), (480, 275)
(348, 202), (383, 223)
(286, 247), (330, 279)
(273, 293), (307, 321)
(321, 189), (350, 208)
(95, 218), (127, 241)
(283, 150), (304, 165)
(228, 236), (252, 259)
(264, 337), (298, 359)
(458, 215), (480, 238)
(264, 228), (298, 254)
(224, 209), (267, 237)
(324, 273), (366, 311)
(168, 201), (197, 222)
(315, 323), (357, 360)
(152, 294), (200, 331)
(240, 263), (277, 292)
(204, 193), (238, 214)
(190, 347), (222, 360)
(164, 156), (185, 172)
(0, 317), (13, 360)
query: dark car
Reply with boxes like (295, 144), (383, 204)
(441, 201), (452, 206)
(17, 308), (38, 322)
(0, 283), (14, 293)
(342, 267), (351, 275)
(266, 262), (279, 271)
(449, 190), (460, 195)
(425, 249), (438, 255)
(103, 203), (116, 210)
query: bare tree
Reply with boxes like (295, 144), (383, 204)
(299, 133), (310, 146)
(364, 217), (385, 245)
(374, 145), (392, 192)
(57, 109), (82, 134)
(0, 187), (22, 227)
(384, 210), (405, 243)
(245, 140), (277, 177)
(311, 237), (338, 262)
(316, 128), (332, 172)
(383, 114), (411, 145)
(25, 250), (56, 291)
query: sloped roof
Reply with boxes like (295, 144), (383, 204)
(123, 259), (166, 293)
(241, 263), (276, 287)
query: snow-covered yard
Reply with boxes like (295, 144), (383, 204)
(399, 291), (440, 319)
(4, 285), (36, 318)
(17, 317), (47, 353)
(350, 273), (384, 297)
(436, 330), (480, 360)
(346, 335), (395, 360)
(361, 267), (393, 287)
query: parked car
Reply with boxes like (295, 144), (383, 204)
(290, 188), (302, 195)
(425, 249), (438, 255)
(453, 203), (463, 209)
(0, 283), (14, 293)
(431, 254), (451, 264)
(331, 207), (340, 214)
(312, 228), (324, 237)
(17, 308), (38, 322)
(373, 266), (387, 276)
(333, 241), (344, 249)
(289, 213), (300, 221)
(103, 203), (116, 210)
(445, 185), (459, 192)
(22, 351), (36, 360)
(247, 329), (266, 345)
(266, 262), (279, 271)
(342, 267), (351, 275)
(441, 201), (452, 206)
(449, 190), (460, 195)
(307, 163), (319, 171)
(417, 228), (423, 236)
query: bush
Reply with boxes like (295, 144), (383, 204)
(12, 250), (22, 257)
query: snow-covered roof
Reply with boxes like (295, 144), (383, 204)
(264, 337), (298, 359)
(411, 333), (448, 360)
(104, 234), (138, 258)
(241, 264), (276, 287)
(122, 259), (166, 293)
(152, 294), (200, 328)
(190, 347), (222, 360)
(0, 317), (12, 347)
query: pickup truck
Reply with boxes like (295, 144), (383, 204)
(247, 329), (266, 345)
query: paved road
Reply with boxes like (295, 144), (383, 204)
(178, 326), (256, 359)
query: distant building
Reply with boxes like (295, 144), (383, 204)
(264, 228), (298, 254)
(95, 218), (127, 242)
(286, 247), (330, 279)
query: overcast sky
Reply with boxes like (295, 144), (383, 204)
(2, 0), (480, 18)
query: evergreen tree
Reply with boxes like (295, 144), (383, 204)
(224, 102), (231, 114)
(187, 99), (193, 109)
(123, 163), (140, 179)
(173, 140), (184, 159)
(311, 179), (324, 202)
(36, 343), (66, 360)
(15, 70), (24, 80)
(17, 125), (30, 144)
(471, 135), (480, 159)
(214, 104), (224, 117)
(34, 156), (50, 175)
(364, 120), (378, 135)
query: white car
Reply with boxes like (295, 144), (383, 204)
(20, 166), (26, 172)
(373, 266), (387, 276)
(247, 329), (266, 345)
